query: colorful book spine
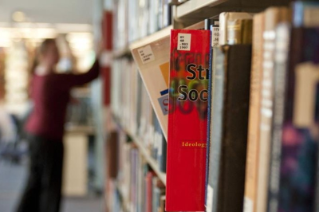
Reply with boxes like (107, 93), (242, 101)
(166, 29), (211, 211)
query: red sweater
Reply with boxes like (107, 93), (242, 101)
(26, 60), (100, 140)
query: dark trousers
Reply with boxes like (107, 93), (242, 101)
(16, 134), (64, 212)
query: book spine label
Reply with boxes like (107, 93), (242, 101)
(166, 29), (211, 211)
(211, 20), (220, 47)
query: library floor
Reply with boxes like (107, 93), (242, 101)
(0, 161), (104, 212)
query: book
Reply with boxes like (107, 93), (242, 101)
(152, 177), (165, 212)
(209, 45), (252, 212)
(256, 7), (290, 212)
(227, 19), (253, 44)
(159, 195), (166, 212)
(106, 131), (119, 179)
(131, 36), (170, 140)
(292, 1), (319, 27)
(278, 27), (319, 212)
(166, 29), (211, 211)
(145, 171), (155, 212)
(219, 12), (253, 45)
(206, 46), (221, 212)
(158, 135), (167, 173)
(266, 23), (291, 212)
(243, 12), (265, 212)
(205, 16), (219, 210)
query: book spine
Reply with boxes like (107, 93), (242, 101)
(227, 19), (242, 44)
(278, 28), (319, 212)
(221, 45), (251, 212)
(266, 23), (290, 212)
(206, 46), (220, 212)
(256, 8), (289, 212)
(158, 135), (167, 173)
(209, 47), (225, 212)
(316, 139), (319, 212)
(243, 13), (264, 212)
(219, 13), (227, 45)
(205, 17), (214, 208)
(166, 29), (211, 211)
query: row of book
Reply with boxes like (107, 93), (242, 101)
(126, 1), (319, 212)
(106, 129), (166, 212)
(111, 58), (167, 174)
(113, 0), (172, 51)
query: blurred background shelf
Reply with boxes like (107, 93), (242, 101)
(129, 25), (173, 51)
(126, 130), (167, 186)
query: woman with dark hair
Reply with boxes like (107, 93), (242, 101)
(16, 39), (100, 212)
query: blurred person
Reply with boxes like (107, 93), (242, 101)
(15, 39), (100, 212)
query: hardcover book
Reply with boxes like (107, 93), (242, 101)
(206, 46), (222, 212)
(166, 29), (211, 211)
(256, 7), (290, 212)
(266, 23), (291, 212)
(227, 19), (253, 45)
(131, 36), (170, 140)
(205, 16), (219, 210)
(209, 45), (251, 212)
(243, 12), (265, 212)
(219, 12), (253, 45)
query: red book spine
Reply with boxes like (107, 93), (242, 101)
(101, 11), (113, 106)
(166, 29), (211, 211)
(146, 172), (154, 212)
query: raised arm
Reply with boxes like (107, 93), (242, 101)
(61, 59), (100, 88)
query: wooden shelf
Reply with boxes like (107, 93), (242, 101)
(129, 25), (173, 51)
(176, 0), (227, 19)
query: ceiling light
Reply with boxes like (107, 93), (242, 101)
(12, 11), (26, 22)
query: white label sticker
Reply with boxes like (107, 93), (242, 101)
(138, 45), (155, 64)
(212, 27), (220, 47)
(206, 185), (214, 212)
(243, 197), (253, 212)
(177, 33), (191, 51)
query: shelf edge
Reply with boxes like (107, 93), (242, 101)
(129, 25), (173, 51)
